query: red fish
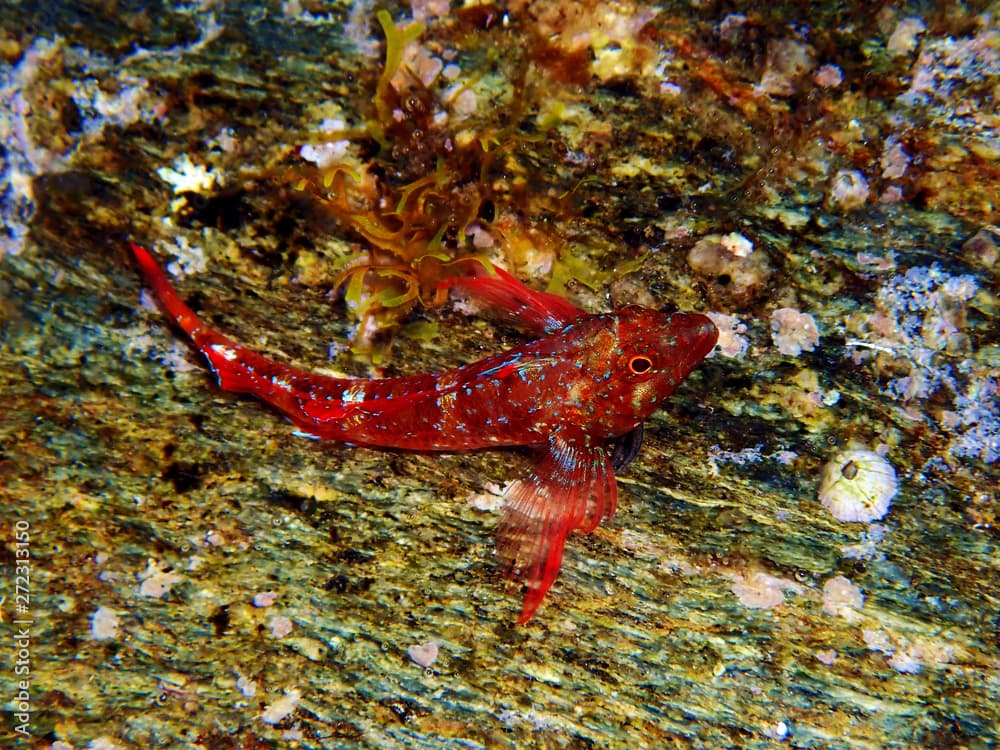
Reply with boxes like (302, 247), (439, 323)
(131, 243), (718, 623)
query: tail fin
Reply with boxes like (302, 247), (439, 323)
(130, 242), (206, 338)
(130, 242), (275, 396)
(130, 242), (370, 437)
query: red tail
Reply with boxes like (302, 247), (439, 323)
(130, 242), (297, 400)
(130, 242), (205, 337)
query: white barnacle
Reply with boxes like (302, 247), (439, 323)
(818, 449), (897, 523)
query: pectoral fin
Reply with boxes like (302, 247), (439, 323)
(496, 429), (618, 624)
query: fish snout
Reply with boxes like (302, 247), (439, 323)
(670, 312), (719, 359)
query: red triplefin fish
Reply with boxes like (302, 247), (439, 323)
(131, 242), (718, 623)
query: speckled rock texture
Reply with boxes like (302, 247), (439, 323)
(1, 2), (997, 748)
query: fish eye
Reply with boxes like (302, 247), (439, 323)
(628, 355), (653, 374)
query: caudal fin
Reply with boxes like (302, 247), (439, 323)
(130, 241), (253, 391)
(130, 241), (366, 436)
(130, 242), (205, 337)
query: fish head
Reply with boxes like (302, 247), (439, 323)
(567, 306), (718, 438)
